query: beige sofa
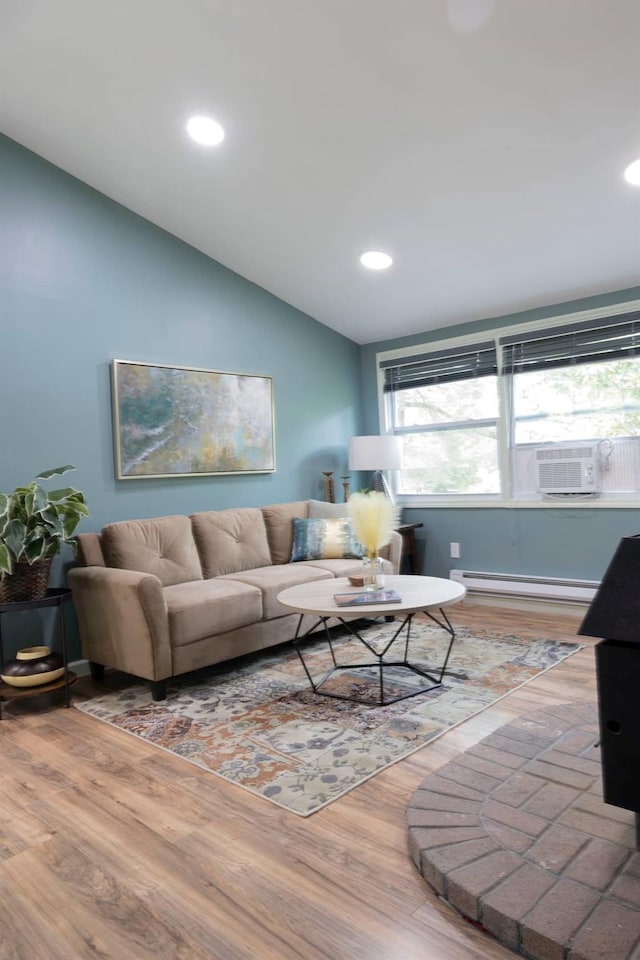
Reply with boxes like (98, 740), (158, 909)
(69, 500), (402, 700)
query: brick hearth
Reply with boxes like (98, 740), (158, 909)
(407, 703), (640, 960)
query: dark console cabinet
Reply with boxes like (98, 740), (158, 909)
(596, 639), (640, 812)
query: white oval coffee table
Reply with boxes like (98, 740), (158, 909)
(277, 574), (466, 706)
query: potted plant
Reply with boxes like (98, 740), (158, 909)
(0, 465), (89, 603)
(348, 490), (399, 591)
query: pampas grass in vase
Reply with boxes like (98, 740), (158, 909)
(348, 491), (400, 590)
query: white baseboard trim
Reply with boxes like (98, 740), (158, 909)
(449, 569), (598, 605)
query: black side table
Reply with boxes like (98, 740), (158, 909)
(397, 522), (424, 575)
(0, 588), (75, 719)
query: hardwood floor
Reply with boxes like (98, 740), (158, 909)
(0, 601), (593, 960)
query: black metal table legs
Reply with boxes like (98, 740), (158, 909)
(292, 609), (457, 707)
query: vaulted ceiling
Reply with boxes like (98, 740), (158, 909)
(1, 0), (639, 344)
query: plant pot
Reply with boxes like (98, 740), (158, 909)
(0, 557), (53, 604)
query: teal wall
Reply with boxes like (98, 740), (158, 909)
(360, 287), (640, 582)
(0, 134), (361, 655)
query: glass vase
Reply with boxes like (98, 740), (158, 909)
(362, 555), (384, 592)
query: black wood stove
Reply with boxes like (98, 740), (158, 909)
(579, 534), (640, 847)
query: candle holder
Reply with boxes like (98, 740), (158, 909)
(322, 472), (335, 503)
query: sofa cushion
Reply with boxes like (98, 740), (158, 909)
(301, 556), (393, 577)
(290, 517), (363, 562)
(261, 501), (309, 565)
(76, 532), (106, 567)
(308, 499), (350, 519)
(220, 563), (331, 619)
(102, 515), (203, 586)
(164, 578), (263, 647)
(190, 507), (272, 578)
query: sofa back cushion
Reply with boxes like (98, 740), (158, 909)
(307, 499), (350, 519)
(76, 532), (106, 567)
(261, 501), (309, 564)
(102, 515), (203, 586)
(190, 508), (272, 578)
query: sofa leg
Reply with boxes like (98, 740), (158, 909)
(150, 679), (168, 701)
(89, 661), (105, 681)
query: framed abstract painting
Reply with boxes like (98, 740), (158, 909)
(111, 359), (275, 479)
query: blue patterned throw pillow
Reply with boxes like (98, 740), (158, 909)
(290, 517), (364, 562)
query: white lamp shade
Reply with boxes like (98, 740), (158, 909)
(349, 435), (404, 471)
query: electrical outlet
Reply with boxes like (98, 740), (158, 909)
(450, 542), (460, 559)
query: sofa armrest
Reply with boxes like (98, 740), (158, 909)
(68, 566), (172, 682)
(380, 530), (402, 575)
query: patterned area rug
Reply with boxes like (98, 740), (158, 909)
(75, 621), (581, 816)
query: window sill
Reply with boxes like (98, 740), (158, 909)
(399, 495), (640, 509)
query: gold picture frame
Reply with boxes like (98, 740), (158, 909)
(111, 359), (275, 479)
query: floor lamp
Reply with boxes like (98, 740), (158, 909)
(348, 435), (404, 503)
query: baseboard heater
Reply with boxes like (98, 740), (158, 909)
(449, 569), (600, 604)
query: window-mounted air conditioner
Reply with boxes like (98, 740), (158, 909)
(535, 443), (600, 495)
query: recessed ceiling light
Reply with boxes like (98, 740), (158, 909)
(624, 158), (640, 186)
(186, 115), (225, 146)
(360, 251), (393, 270)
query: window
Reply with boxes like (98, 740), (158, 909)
(510, 358), (640, 446)
(502, 312), (640, 445)
(381, 341), (501, 496)
(503, 311), (640, 500)
(379, 303), (640, 504)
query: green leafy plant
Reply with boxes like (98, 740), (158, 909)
(0, 466), (89, 576)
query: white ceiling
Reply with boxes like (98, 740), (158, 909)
(1, 0), (639, 345)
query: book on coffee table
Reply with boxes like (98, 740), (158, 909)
(333, 589), (402, 607)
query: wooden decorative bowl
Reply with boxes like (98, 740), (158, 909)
(1, 647), (64, 687)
